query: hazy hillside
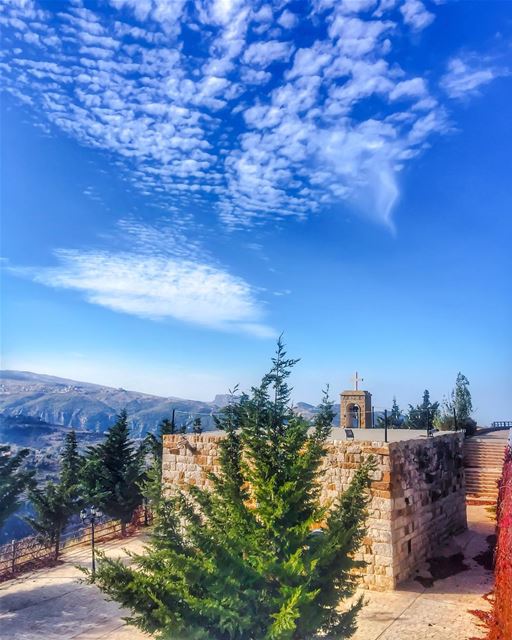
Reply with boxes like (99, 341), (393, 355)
(0, 370), (222, 437)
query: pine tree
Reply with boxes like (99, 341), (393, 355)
(405, 390), (440, 430)
(0, 446), (34, 529)
(60, 430), (82, 507)
(26, 431), (83, 557)
(81, 410), (145, 535)
(145, 416), (177, 462)
(26, 481), (74, 560)
(90, 341), (374, 639)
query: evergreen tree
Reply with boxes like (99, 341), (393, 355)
(90, 341), (374, 639)
(60, 430), (82, 505)
(453, 372), (473, 421)
(26, 431), (83, 557)
(159, 416), (176, 436)
(377, 397), (403, 428)
(192, 416), (203, 434)
(405, 390), (440, 430)
(81, 410), (145, 535)
(0, 446), (34, 529)
(146, 416), (177, 462)
(26, 481), (74, 559)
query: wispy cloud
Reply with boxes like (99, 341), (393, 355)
(440, 54), (509, 100)
(10, 220), (275, 338)
(0, 0), (505, 229)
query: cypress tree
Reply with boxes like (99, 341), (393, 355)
(90, 341), (374, 639)
(0, 446), (34, 529)
(82, 410), (145, 535)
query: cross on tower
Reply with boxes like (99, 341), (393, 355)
(353, 371), (363, 390)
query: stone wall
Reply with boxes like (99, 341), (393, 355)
(162, 432), (466, 590)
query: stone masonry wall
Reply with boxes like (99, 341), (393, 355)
(162, 432), (466, 590)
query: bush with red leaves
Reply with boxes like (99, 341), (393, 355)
(485, 444), (512, 640)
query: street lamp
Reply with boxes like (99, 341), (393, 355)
(80, 506), (99, 580)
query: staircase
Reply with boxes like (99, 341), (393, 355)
(464, 438), (507, 502)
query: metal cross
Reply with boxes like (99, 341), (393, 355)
(353, 371), (363, 390)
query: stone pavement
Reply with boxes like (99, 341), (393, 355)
(0, 506), (494, 640)
(350, 504), (494, 640)
(0, 535), (150, 640)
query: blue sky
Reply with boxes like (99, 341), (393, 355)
(1, 0), (511, 423)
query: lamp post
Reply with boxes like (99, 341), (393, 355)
(80, 506), (98, 580)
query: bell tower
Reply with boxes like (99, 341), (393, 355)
(340, 372), (372, 429)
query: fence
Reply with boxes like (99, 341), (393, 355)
(0, 507), (152, 581)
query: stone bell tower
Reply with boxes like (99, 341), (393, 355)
(340, 372), (372, 429)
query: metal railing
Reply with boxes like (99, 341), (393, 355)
(0, 507), (151, 580)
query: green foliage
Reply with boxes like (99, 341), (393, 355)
(60, 430), (83, 506)
(145, 416), (177, 463)
(377, 396), (403, 428)
(435, 373), (473, 432)
(193, 416), (203, 434)
(91, 340), (374, 639)
(404, 389), (439, 430)
(0, 445), (34, 529)
(26, 430), (84, 557)
(81, 410), (145, 533)
(26, 480), (75, 559)
(453, 372), (473, 422)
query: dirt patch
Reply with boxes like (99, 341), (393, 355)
(415, 552), (469, 588)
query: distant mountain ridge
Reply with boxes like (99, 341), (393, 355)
(0, 370), (340, 438)
(0, 370), (222, 435)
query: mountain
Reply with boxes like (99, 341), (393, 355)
(0, 370), (223, 437)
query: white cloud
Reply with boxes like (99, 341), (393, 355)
(0, 0), (501, 232)
(243, 40), (294, 68)
(11, 220), (275, 338)
(400, 0), (434, 31)
(389, 77), (427, 100)
(278, 10), (298, 29)
(440, 55), (507, 100)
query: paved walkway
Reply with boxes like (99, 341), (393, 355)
(351, 505), (494, 640)
(0, 536), (150, 640)
(0, 506), (494, 640)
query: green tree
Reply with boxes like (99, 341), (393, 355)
(81, 410), (145, 535)
(377, 396), (403, 428)
(453, 372), (473, 422)
(192, 416), (203, 434)
(26, 431), (84, 557)
(436, 373), (474, 432)
(60, 430), (83, 505)
(0, 446), (34, 529)
(405, 390), (440, 430)
(26, 481), (74, 560)
(145, 416), (177, 463)
(89, 340), (374, 639)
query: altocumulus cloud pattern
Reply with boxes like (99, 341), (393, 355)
(2, 0), (504, 226)
(1, 0), (506, 336)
